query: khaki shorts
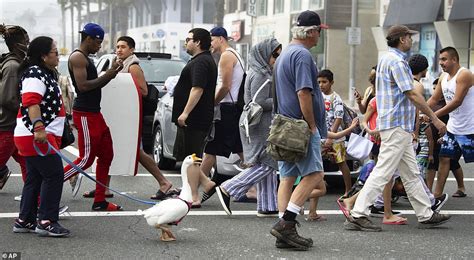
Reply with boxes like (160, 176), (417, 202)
(322, 141), (346, 164)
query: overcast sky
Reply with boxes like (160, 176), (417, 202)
(1, 0), (72, 52)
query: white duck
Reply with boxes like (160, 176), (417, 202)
(142, 153), (201, 242)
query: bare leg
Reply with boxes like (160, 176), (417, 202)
(338, 161), (352, 195)
(200, 153), (216, 177)
(307, 181), (327, 220)
(434, 157), (451, 198)
(382, 180), (394, 219)
(187, 160), (202, 203)
(452, 167), (465, 193)
(278, 177), (295, 214)
(288, 173), (323, 207)
(426, 169), (436, 191)
(139, 150), (172, 192)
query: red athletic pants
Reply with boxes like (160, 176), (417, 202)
(0, 131), (27, 181)
(63, 110), (114, 203)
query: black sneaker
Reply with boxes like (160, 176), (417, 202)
(35, 221), (70, 237)
(344, 216), (382, 232)
(431, 194), (448, 212)
(201, 185), (216, 204)
(257, 211), (279, 218)
(369, 206), (401, 218)
(418, 212), (451, 229)
(13, 218), (36, 233)
(270, 219), (313, 250)
(215, 186), (232, 215)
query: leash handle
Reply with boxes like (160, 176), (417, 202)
(36, 141), (157, 206)
(33, 142), (52, 156)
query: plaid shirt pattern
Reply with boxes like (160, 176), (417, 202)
(376, 48), (416, 132)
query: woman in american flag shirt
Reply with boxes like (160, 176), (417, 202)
(12, 36), (70, 237)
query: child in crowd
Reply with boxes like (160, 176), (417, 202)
(318, 69), (353, 197)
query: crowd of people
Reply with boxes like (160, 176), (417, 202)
(1, 9), (472, 248)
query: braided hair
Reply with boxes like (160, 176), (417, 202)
(0, 24), (29, 52)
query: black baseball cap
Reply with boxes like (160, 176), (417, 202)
(296, 10), (329, 29)
(210, 27), (231, 40)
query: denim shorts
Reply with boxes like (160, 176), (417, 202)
(278, 130), (324, 178)
(439, 131), (474, 163)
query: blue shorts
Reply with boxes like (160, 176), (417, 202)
(439, 131), (474, 163)
(278, 130), (324, 178)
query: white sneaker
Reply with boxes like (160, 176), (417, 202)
(14, 195), (22, 201)
(71, 174), (83, 198)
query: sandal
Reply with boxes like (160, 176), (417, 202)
(83, 189), (114, 198)
(382, 216), (407, 225)
(191, 202), (201, 209)
(336, 200), (350, 220)
(305, 214), (327, 222)
(92, 202), (123, 211)
(452, 190), (467, 198)
(150, 188), (181, 200)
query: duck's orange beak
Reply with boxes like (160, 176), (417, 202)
(191, 153), (202, 164)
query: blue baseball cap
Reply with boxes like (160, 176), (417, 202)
(80, 23), (105, 40)
(210, 27), (231, 40)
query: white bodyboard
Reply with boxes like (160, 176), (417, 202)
(93, 73), (141, 176)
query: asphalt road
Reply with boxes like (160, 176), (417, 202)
(1, 148), (473, 259)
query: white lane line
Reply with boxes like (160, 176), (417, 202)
(10, 173), (181, 177)
(64, 146), (79, 157)
(1, 210), (474, 218)
(8, 174), (474, 181)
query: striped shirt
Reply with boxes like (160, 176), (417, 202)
(375, 47), (416, 132)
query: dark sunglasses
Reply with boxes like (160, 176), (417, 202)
(185, 37), (194, 43)
(271, 51), (280, 59)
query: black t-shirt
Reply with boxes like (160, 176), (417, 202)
(172, 51), (217, 131)
(69, 50), (101, 112)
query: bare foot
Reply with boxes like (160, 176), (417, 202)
(159, 182), (173, 193)
(305, 213), (327, 222)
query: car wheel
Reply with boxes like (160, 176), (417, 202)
(153, 125), (176, 170)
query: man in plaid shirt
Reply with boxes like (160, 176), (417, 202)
(344, 25), (451, 231)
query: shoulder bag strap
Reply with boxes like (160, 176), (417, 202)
(251, 79), (271, 103)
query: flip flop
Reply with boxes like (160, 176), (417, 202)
(150, 188), (181, 200)
(191, 202), (201, 209)
(452, 190), (467, 198)
(201, 184), (217, 203)
(305, 215), (327, 222)
(336, 199), (350, 219)
(83, 189), (114, 198)
(92, 202), (123, 211)
(383, 217), (408, 225)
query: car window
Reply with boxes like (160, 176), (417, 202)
(140, 59), (185, 83)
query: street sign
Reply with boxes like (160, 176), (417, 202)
(247, 0), (257, 17)
(346, 27), (361, 45)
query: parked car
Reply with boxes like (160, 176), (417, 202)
(153, 91), (361, 183)
(95, 52), (186, 154)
